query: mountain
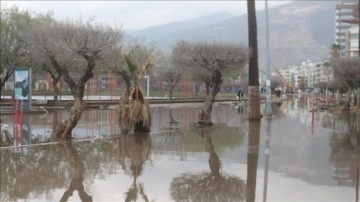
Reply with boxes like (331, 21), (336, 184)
(127, 12), (234, 42)
(129, 1), (341, 67)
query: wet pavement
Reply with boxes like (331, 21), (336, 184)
(0, 97), (359, 201)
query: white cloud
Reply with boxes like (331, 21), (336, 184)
(1, 1), (291, 30)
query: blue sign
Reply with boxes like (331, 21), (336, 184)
(14, 69), (31, 112)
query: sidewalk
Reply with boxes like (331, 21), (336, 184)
(0, 96), (239, 114)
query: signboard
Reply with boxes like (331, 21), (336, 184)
(14, 70), (30, 100)
(14, 69), (31, 112)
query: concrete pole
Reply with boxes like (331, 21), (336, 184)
(146, 75), (150, 98)
(265, 0), (272, 116)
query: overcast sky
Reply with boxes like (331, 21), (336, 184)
(1, 1), (291, 30)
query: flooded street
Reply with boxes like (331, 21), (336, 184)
(1, 97), (359, 201)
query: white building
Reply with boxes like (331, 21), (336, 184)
(346, 24), (359, 57)
(335, 1), (359, 56)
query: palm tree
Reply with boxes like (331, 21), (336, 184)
(118, 55), (152, 133)
(247, 0), (262, 119)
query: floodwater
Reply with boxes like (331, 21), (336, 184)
(0, 97), (359, 202)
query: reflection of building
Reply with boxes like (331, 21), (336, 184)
(330, 112), (360, 186)
(330, 133), (359, 186)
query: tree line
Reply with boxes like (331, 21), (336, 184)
(1, 5), (256, 139)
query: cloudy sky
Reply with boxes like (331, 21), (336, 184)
(1, 1), (291, 30)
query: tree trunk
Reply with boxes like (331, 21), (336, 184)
(358, 87), (360, 108)
(0, 69), (14, 102)
(247, 0), (262, 120)
(124, 79), (131, 91)
(46, 67), (61, 103)
(198, 96), (213, 125)
(343, 89), (352, 111)
(52, 81), (60, 103)
(198, 70), (222, 125)
(117, 70), (132, 91)
(248, 86), (262, 119)
(0, 79), (2, 102)
(169, 90), (173, 100)
(205, 82), (210, 96)
(51, 97), (85, 140)
(355, 93), (358, 106)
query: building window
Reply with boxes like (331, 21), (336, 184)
(350, 41), (359, 49)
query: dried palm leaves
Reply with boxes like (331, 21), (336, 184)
(118, 86), (151, 133)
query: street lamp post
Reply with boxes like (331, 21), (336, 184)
(265, 0), (272, 116)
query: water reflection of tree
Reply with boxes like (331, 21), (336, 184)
(0, 118), (13, 146)
(330, 111), (360, 187)
(117, 133), (152, 201)
(0, 139), (112, 201)
(170, 126), (246, 202)
(246, 120), (261, 202)
(0, 145), (68, 201)
(272, 102), (285, 117)
(57, 142), (92, 202)
(321, 111), (332, 128)
(168, 108), (179, 125)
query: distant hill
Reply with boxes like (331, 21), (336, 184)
(127, 12), (234, 43)
(129, 1), (341, 67)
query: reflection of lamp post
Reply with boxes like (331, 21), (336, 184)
(263, 116), (272, 202)
(144, 75), (149, 98)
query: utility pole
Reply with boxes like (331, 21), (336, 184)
(263, 2), (273, 202)
(265, 0), (272, 116)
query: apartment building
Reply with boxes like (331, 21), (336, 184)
(335, 1), (359, 56)
(345, 23), (359, 57)
(280, 60), (333, 91)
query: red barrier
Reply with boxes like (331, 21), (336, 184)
(20, 100), (24, 144)
(14, 99), (19, 145)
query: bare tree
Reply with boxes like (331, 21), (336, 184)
(41, 62), (62, 103)
(30, 19), (124, 140)
(171, 41), (248, 125)
(164, 68), (182, 100)
(0, 6), (52, 101)
(154, 52), (182, 100)
(29, 47), (62, 102)
(332, 57), (360, 110)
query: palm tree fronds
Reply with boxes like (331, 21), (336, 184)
(118, 85), (151, 133)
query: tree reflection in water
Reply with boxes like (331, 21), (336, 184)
(117, 132), (152, 202)
(168, 108), (179, 125)
(246, 120), (260, 202)
(329, 111), (360, 200)
(57, 142), (92, 202)
(170, 126), (246, 202)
